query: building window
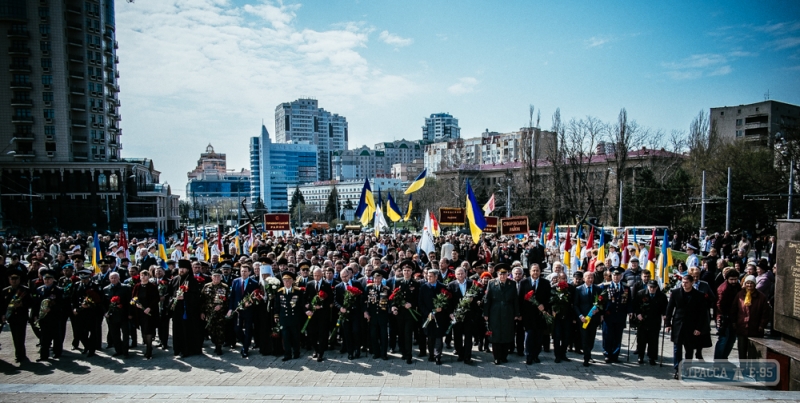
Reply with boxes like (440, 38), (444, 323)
(736, 119), (742, 126)
(736, 130), (743, 137)
(45, 126), (55, 137)
(40, 41), (51, 52)
(14, 108), (32, 117)
(41, 58), (51, 69)
(43, 92), (53, 102)
(43, 109), (54, 119)
(39, 24), (50, 35)
(42, 75), (52, 85)
(109, 174), (119, 191)
(98, 173), (108, 190)
(38, 7), (49, 18)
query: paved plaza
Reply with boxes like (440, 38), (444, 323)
(0, 323), (798, 402)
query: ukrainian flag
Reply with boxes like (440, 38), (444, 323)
(386, 192), (403, 222)
(660, 229), (673, 282)
(354, 178), (376, 227)
(92, 231), (103, 274)
(202, 227), (210, 261)
(157, 230), (168, 269)
(596, 228), (606, 265)
(465, 179), (487, 244)
(403, 195), (413, 222)
(404, 168), (427, 195)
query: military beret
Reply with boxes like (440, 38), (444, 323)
(177, 260), (192, 270)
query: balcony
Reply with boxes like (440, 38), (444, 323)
(10, 81), (32, 89)
(108, 126), (118, 133)
(72, 135), (87, 143)
(71, 103), (86, 111)
(7, 30), (30, 38)
(103, 31), (113, 40)
(9, 64), (31, 72)
(69, 54), (84, 63)
(12, 133), (34, 141)
(8, 47), (30, 55)
(13, 149), (35, 158)
(10, 99), (33, 106)
(104, 46), (112, 55)
(69, 70), (85, 79)
(114, 56), (119, 64)
(67, 6), (82, 14)
(11, 116), (33, 123)
(72, 120), (87, 128)
(104, 63), (113, 71)
(107, 95), (118, 105)
(73, 151), (88, 160)
(68, 39), (83, 47)
(67, 24), (82, 31)
(70, 86), (84, 94)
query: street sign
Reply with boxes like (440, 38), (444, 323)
(263, 213), (291, 231)
(484, 216), (498, 234)
(500, 216), (529, 236)
(439, 207), (465, 226)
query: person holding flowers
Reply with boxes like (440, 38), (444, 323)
(550, 272), (574, 363)
(391, 259), (421, 364)
(303, 266), (333, 362)
(364, 269), (390, 360)
(277, 270), (306, 361)
(131, 269), (159, 359)
(632, 279), (667, 365)
(170, 259), (202, 358)
(333, 268), (364, 360)
(483, 264), (520, 365)
(74, 269), (104, 358)
(518, 263), (550, 365)
(419, 268), (450, 365)
(32, 270), (64, 361)
(573, 267), (603, 366)
(2, 270), (33, 362)
(201, 270), (229, 356)
(447, 267), (481, 365)
(227, 264), (260, 359)
(102, 271), (131, 358)
(602, 268), (632, 364)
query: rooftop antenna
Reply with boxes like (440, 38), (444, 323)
(765, 90), (770, 101)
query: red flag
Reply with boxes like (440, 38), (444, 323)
(647, 229), (657, 264)
(429, 211), (440, 236)
(547, 221), (555, 241)
(621, 231), (630, 268)
(183, 228), (189, 257)
(119, 229), (129, 258)
(217, 225), (223, 252)
(586, 227), (594, 250)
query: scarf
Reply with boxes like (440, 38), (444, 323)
(744, 289), (753, 307)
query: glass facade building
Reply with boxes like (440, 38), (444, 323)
(257, 125), (318, 212)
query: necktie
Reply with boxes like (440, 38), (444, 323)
(534, 279), (538, 291)
(588, 285), (591, 295)
(241, 279), (245, 294)
(317, 282), (320, 292)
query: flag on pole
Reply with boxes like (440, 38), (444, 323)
(386, 192), (403, 222)
(586, 226), (595, 251)
(354, 178), (376, 227)
(620, 231), (630, 269)
(430, 211), (440, 237)
(419, 209), (436, 255)
(660, 229), (673, 281)
(574, 225), (582, 269)
(632, 228), (640, 254)
(645, 229), (657, 279)
(202, 227), (210, 262)
(119, 229), (129, 259)
(248, 225), (254, 253)
(596, 228), (606, 265)
(374, 206), (388, 237)
(538, 222), (545, 246)
(183, 227), (189, 258)
(92, 231), (102, 274)
(404, 168), (427, 194)
(563, 227), (572, 268)
(216, 225), (223, 255)
(403, 194), (413, 222)
(483, 194), (496, 216)
(547, 221), (555, 241)
(465, 179), (487, 244)
(157, 230), (168, 269)
(234, 226), (241, 255)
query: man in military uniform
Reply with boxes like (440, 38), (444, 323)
(170, 259), (202, 358)
(364, 269), (390, 360)
(602, 267), (631, 363)
(304, 266), (333, 362)
(73, 269), (104, 357)
(392, 259), (421, 364)
(201, 271), (229, 355)
(2, 271), (33, 362)
(32, 270), (65, 361)
(633, 280), (668, 365)
(102, 271), (132, 358)
(277, 271), (305, 361)
(58, 263), (80, 350)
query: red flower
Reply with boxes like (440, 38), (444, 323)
(70, 275), (80, 282)
(318, 290), (328, 300)
(557, 281), (569, 291)
(220, 296), (227, 302)
(447, 272), (455, 279)
(299, 287), (306, 292)
(179, 285), (188, 293)
(704, 293), (709, 298)
(598, 295), (604, 302)
(110, 296), (120, 304)
(195, 275), (205, 283)
(485, 330), (492, 337)
(367, 278), (374, 285)
(345, 285), (362, 296)
(440, 289), (451, 298)
(389, 287), (400, 301)
(159, 280), (168, 285)
(132, 275), (140, 282)
(642, 297), (649, 303)
(524, 290), (534, 301)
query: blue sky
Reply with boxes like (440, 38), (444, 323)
(115, 0), (800, 197)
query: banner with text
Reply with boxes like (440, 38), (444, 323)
(263, 214), (291, 231)
(439, 207), (465, 226)
(484, 216), (498, 234)
(500, 216), (529, 236)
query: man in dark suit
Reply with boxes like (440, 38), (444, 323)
(687, 266), (715, 359)
(665, 274), (710, 379)
(447, 267), (480, 364)
(419, 268), (449, 365)
(574, 270), (603, 366)
(518, 263), (551, 365)
(277, 271), (305, 361)
(304, 266), (333, 362)
(602, 268), (631, 363)
(632, 280), (667, 365)
(334, 267), (364, 360)
(391, 260), (420, 364)
(227, 264), (260, 358)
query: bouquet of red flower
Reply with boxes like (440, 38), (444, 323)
(423, 288), (451, 328)
(582, 289), (608, 329)
(131, 275), (141, 284)
(228, 288), (265, 318)
(549, 281), (571, 318)
(444, 271), (456, 285)
(447, 283), (482, 334)
(158, 280), (168, 297)
(329, 285), (362, 341)
(107, 295), (123, 317)
(389, 287), (420, 320)
(300, 290), (328, 333)
(524, 290), (553, 326)
(194, 275), (205, 285)
(205, 294), (227, 329)
(171, 283), (189, 311)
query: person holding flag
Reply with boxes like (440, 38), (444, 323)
(465, 180), (487, 244)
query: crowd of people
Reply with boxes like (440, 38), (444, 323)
(0, 228), (776, 379)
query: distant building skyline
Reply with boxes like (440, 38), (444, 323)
(423, 113), (460, 143)
(255, 124), (318, 213)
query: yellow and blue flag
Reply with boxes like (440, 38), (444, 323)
(659, 229), (673, 282)
(596, 228), (606, 264)
(92, 231), (103, 274)
(354, 178), (375, 226)
(157, 230), (169, 268)
(403, 194), (413, 222)
(404, 168), (427, 195)
(202, 227), (210, 261)
(386, 192), (403, 222)
(465, 179), (487, 244)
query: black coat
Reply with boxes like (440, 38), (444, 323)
(482, 279), (519, 343)
(632, 289), (667, 331)
(518, 277), (551, 331)
(305, 279), (333, 324)
(573, 283), (603, 321)
(334, 281), (364, 322)
(665, 287), (711, 346)
(419, 281), (449, 337)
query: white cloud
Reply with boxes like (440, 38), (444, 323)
(585, 36), (611, 48)
(662, 52), (754, 80)
(379, 30), (413, 47)
(447, 77), (478, 95)
(114, 0), (420, 196)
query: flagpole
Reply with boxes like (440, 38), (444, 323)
(725, 167), (731, 232)
(700, 171), (706, 232)
(618, 180), (623, 227)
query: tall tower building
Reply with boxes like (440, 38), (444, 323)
(249, 134), (261, 208)
(274, 98), (348, 180)
(422, 113), (460, 142)
(257, 124), (318, 212)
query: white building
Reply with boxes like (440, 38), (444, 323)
(274, 98), (348, 181)
(332, 139), (426, 181)
(422, 113), (461, 142)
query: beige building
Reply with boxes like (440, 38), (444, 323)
(711, 100), (800, 147)
(391, 159), (424, 182)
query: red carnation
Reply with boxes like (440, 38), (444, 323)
(447, 272), (455, 279)
(110, 296), (120, 304)
(557, 281), (568, 291)
(440, 289), (451, 298)
(524, 290), (534, 301)
(299, 287), (306, 292)
(319, 290), (328, 300)
(132, 275), (140, 282)
(179, 285), (188, 293)
(159, 280), (168, 285)
(71, 275), (80, 282)
(598, 295), (604, 302)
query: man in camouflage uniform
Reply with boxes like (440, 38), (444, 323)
(364, 269), (391, 360)
(201, 271), (229, 355)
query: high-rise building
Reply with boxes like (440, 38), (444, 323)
(274, 98), (348, 180)
(0, 0), (179, 234)
(256, 125), (318, 212)
(249, 135), (261, 208)
(422, 113), (460, 142)
(710, 100), (800, 147)
(187, 144), (250, 201)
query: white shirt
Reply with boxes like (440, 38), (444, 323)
(686, 253), (699, 270)
(638, 248), (649, 264)
(609, 251), (620, 268)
